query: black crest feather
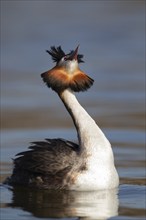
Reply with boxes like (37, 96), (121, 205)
(46, 46), (65, 63)
(46, 46), (84, 63)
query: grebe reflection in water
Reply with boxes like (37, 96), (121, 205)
(7, 45), (119, 190)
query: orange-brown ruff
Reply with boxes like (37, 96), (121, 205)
(6, 46), (119, 190)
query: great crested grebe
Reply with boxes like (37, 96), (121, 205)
(7, 45), (119, 190)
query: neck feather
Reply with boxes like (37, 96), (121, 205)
(59, 89), (110, 152)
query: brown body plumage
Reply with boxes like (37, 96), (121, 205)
(8, 139), (86, 189)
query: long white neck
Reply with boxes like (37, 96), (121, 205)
(59, 89), (119, 190)
(59, 89), (110, 154)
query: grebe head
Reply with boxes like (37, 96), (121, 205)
(58, 45), (80, 74)
(41, 45), (94, 93)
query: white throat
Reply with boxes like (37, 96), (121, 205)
(59, 59), (78, 74)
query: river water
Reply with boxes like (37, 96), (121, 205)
(1, 1), (145, 220)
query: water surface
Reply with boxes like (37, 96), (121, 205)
(1, 1), (145, 220)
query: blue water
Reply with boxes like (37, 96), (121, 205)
(1, 1), (145, 220)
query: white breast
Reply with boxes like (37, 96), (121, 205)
(72, 139), (119, 191)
